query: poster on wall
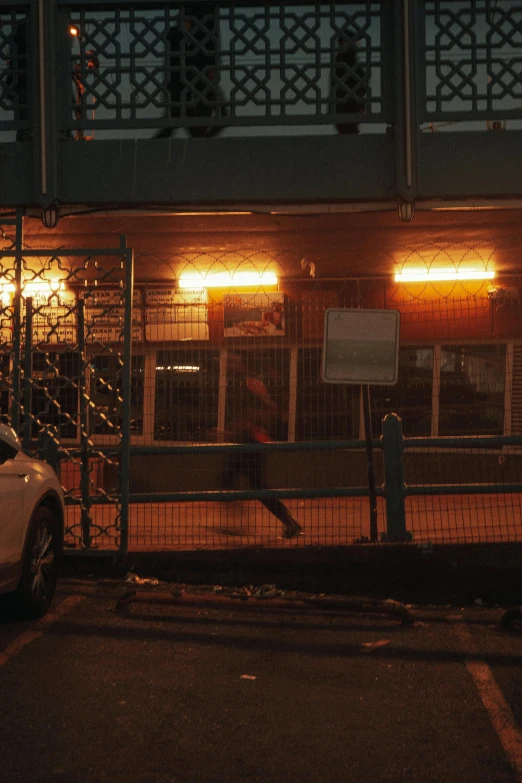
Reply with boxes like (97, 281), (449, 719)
(224, 293), (285, 337)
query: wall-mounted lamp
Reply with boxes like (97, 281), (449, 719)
(0, 278), (66, 304)
(178, 271), (278, 289)
(395, 269), (495, 283)
(23, 280), (65, 297)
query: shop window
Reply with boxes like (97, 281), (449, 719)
(439, 344), (505, 435)
(370, 347), (434, 436)
(154, 349), (219, 441)
(296, 347), (359, 441)
(89, 354), (145, 435)
(31, 351), (80, 438)
(225, 349), (290, 441)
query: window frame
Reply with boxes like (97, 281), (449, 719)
(0, 339), (513, 446)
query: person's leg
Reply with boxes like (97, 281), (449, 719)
(187, 76), (225, 137)
(155, 79), (180, 138)
(248, 452), (303, 537)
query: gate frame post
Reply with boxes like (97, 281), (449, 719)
(382, 412), (407, 540)
(118, 237), (134, 560)
(77, 297), (92, 548)
(22, 295), (33, 451)
(11, 209), (24, 433)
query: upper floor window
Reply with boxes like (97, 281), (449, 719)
(154, 349), (219, 441)
(371, 347), (434, 436)
(31, 351), (80, 439)
(89, 354), (145, 435)
(439, 345), (505, 436)
(296, 347), (359, 441)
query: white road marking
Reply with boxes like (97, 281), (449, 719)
(449, 616), (522, 781)
(0, 594), (85, 669)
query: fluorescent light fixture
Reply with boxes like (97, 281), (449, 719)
(395, 269), (495, 283)
(178, 271), (278, 289)
(22, 280), (65, 297)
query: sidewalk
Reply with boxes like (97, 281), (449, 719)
(65, 494), (522, 550)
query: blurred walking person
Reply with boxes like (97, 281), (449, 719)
(155, 2), (226, 139)
(331, 30), (366, 135)
(220, 355), (303, 539)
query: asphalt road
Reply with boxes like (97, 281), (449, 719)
(1, 579), (521, 783)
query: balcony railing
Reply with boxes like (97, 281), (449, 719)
(0, 1), (521, 207)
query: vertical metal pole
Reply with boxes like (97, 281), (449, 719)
(22, 297), (33, 451)
(287, 346), (298, 442)
(395, 0), (419, 207)
(77, 298), (92, 548)
(37, 0), (48, 196)
(217, 348), (227, 443)
(119, 239), (134, 559)
(382, 413), (407, 540)
(11, 209), (24, 433)
(362, 384), (378, 541)
(431, 344), (441, 437)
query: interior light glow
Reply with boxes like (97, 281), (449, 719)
(395, 269), (495, 283)
(155, 365), (200, 372)
(0, 278), (67, 306)
(0, 280), (15, 307)
(169, 211), (252, 216)
(69, 25), (79, 37)
(178, 271), (278, 289)
(22, 280), (65, 297)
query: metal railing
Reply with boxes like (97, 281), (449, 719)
(35, 413), (522, 555)
(1, 1), (522, 206)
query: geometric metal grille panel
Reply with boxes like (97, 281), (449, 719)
(64, 2), (385, 132)
(423, 0), (522, 121)
(0, 8), (29, 136)
(0, 240), (133, 553)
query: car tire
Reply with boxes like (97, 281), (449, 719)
(10, 506), (61, 620)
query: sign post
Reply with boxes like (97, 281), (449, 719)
(322, 309), (400, 542)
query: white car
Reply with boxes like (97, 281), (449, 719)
(0, 424), (64, 619)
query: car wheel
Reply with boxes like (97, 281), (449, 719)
(10, 506), (61, 620)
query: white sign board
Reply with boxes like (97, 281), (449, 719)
(322, 309), (400, 385)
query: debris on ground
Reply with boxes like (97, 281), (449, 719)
(255, 584), (285, 599)
(361, 639), (391, 652)
(230, 587), (253, 599)
(125, 572), (159, 587)
(240, 674), (257, 681)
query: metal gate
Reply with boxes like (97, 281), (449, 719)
(0, 213), (134, 556)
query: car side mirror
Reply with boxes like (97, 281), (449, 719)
(0, 424), (21, 464)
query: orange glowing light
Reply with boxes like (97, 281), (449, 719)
(395, 269), (495, 283)
(179, 270), (278, 289)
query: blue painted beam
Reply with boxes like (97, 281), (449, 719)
(58, 135), (396, 206)
(0, 144), (34, 205)
(420, 131), (522, 199)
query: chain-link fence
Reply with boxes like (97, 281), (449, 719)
(1, 223), (522, 552)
